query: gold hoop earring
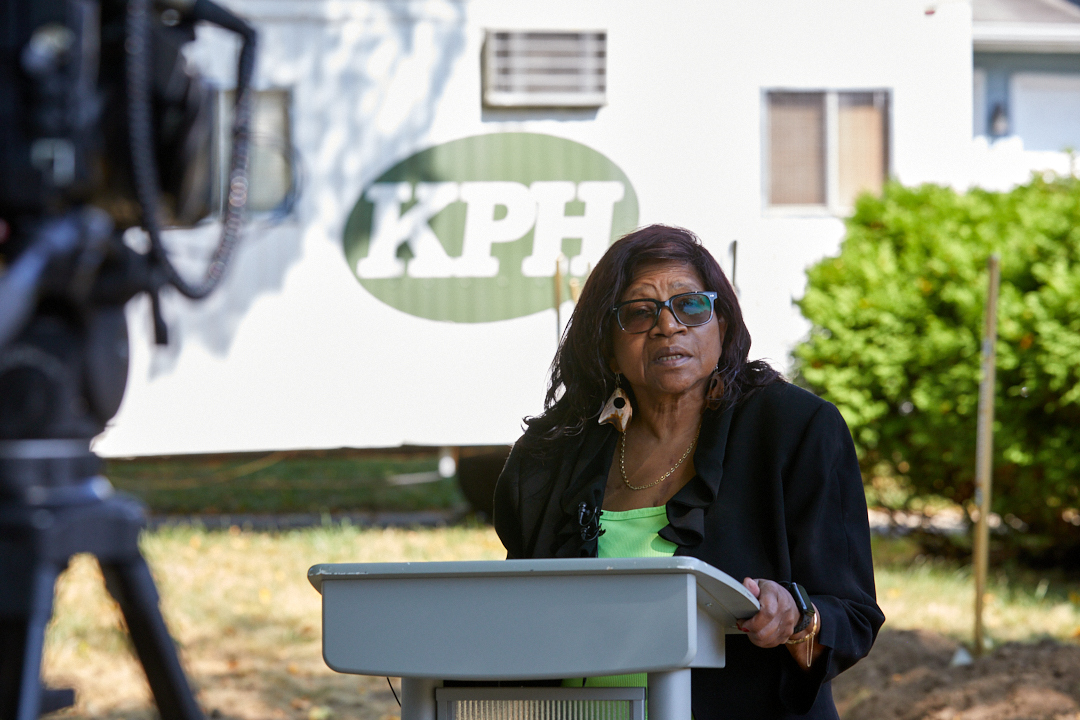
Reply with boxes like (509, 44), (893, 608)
(599, 374), (632, 432)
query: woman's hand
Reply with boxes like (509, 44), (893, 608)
(736, 577), (800, 648)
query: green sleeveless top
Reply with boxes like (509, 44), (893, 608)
(563, 505), (676, 689)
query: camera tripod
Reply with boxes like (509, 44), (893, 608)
(0, 442), (205, 720)
(1, 0), (258, 716)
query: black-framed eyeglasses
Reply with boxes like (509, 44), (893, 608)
(612, 291), (718, 334)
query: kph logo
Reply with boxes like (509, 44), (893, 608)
(343, 133), (639, 323)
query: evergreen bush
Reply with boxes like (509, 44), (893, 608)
(795, 177), (1080, 553)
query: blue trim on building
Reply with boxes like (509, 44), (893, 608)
(975, 52), (1080, 137)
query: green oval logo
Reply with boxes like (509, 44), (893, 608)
(343, 132), (639, 322)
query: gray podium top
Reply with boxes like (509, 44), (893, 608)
(309, 556), (759, 680)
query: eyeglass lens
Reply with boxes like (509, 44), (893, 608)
(617, 293), (714, 333)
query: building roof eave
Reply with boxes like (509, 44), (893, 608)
(974, 22), (1080, 53)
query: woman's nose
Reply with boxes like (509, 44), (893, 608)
(651, 306), (685, 335)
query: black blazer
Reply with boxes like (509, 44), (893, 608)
(493, 381), (884, 720)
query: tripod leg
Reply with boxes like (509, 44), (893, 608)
(2, 563), (59, 720)
(100, 557), (204, 720)
(0, 620), (24, 720)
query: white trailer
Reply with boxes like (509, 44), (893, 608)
(93, 0), (974, 460)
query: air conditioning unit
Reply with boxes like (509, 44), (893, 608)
(483, 31), (607, 108)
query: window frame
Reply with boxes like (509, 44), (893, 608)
(973, 68), (988, 138)
(761, 88), (891, 217)
(213, 86), (299, 219)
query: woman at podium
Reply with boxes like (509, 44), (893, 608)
(494, 225), (884, 719)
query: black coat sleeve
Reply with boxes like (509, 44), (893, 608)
(778, 401), (884, 714)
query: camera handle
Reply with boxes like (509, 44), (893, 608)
(0, 218), (86, 353)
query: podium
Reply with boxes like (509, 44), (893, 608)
(308, 557), (759, 720)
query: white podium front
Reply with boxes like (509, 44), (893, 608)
(308, 557), (759, 720)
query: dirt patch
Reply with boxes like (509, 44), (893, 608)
(46, 629), (1080, 720)
(834, 629), (1080, 720)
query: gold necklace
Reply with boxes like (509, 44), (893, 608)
(620, 426), (700, 491)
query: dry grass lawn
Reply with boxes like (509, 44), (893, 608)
(871, 536), (1080, 644)
(39, 526), (1080, 720)
(43, 524), (504, 720)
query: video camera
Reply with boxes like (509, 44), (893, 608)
(0, 1), (256, 718)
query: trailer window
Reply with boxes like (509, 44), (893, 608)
(215, 88), (296, 216)
(768, 92), (826, 205)
(766, 89), (889, 212)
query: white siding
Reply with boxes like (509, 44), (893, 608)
(95, 0), (975, 456)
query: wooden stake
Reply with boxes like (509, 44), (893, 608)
(973, 254), (1000, 657)
(554, 254), (566, 342)
(729, 240), (739, 294)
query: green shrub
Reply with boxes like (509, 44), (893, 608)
(794, 177), (1080, 548)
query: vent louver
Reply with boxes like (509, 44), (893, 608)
(437, 687), (645, 720)
(483, 31), (607, 108)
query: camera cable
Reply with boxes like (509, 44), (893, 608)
(126, 0), (257, 302)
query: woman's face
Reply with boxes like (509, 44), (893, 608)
(609, 262), (725, 403)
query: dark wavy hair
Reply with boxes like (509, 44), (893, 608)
(523, 224), (781, 446)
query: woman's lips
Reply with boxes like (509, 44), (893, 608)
(654, 348), (691, 364)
